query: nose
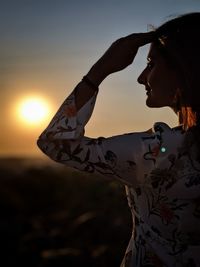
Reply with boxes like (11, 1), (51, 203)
(137, 69), (147, 85)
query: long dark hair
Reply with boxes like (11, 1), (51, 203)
(154, 13), (200, 130)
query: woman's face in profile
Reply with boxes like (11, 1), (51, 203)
(137, 43), (181, 109)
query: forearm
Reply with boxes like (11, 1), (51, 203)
(75, 64), (107, 111)
(38, 77), (100, 143)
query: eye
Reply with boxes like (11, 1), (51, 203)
(147, 61), (154, 70)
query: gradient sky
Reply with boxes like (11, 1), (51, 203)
(1, 0), (200, 157)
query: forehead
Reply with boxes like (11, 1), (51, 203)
(147, 43), (160, 60)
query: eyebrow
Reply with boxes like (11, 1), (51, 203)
(147, 56), (152, 62)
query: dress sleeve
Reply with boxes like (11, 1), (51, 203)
(37, 82), (159, 186)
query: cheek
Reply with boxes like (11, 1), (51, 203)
(147, 72), (178, 107)
(149, 66), (178, 95)
(148, 66), (162, 88)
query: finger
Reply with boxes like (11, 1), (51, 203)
(125, 31), (156, 47)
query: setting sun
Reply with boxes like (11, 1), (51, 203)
(17, 96), (52, 126)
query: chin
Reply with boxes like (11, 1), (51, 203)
(146, 99), (156, 108)
(146, 98), (163, 108)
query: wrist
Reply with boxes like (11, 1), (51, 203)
(82, 75), (99, 92)
(86, 64), (107, 87)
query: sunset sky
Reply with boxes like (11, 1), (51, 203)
(1, 0), (200, 157)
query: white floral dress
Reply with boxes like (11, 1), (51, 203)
(37, 83), (200, 267)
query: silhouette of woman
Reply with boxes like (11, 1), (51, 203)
(38, 13), (200, 266)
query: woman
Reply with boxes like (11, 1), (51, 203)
(38, 13), (200, 266)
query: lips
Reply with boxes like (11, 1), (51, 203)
(145, 86), (152, 95)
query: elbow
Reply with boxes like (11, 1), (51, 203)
(37, 130), (53, 155)
(37, 130), (80, 164)
(37, 135), (57, 162)
(37, 136), (48, 155)
(37, 134), (71, 163)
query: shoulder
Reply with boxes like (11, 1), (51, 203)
(152, 122), (184, 140)
(153, 122), (183, 133)
(151, 122), (185, 156)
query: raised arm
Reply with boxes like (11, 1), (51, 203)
(37, 32), (156, 186)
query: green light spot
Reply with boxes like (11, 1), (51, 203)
(161, 147), (166, 153)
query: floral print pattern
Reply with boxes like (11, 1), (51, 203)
(38, 83), (200, 267)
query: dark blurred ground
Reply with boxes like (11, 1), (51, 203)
(0, 157), (132, 267)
